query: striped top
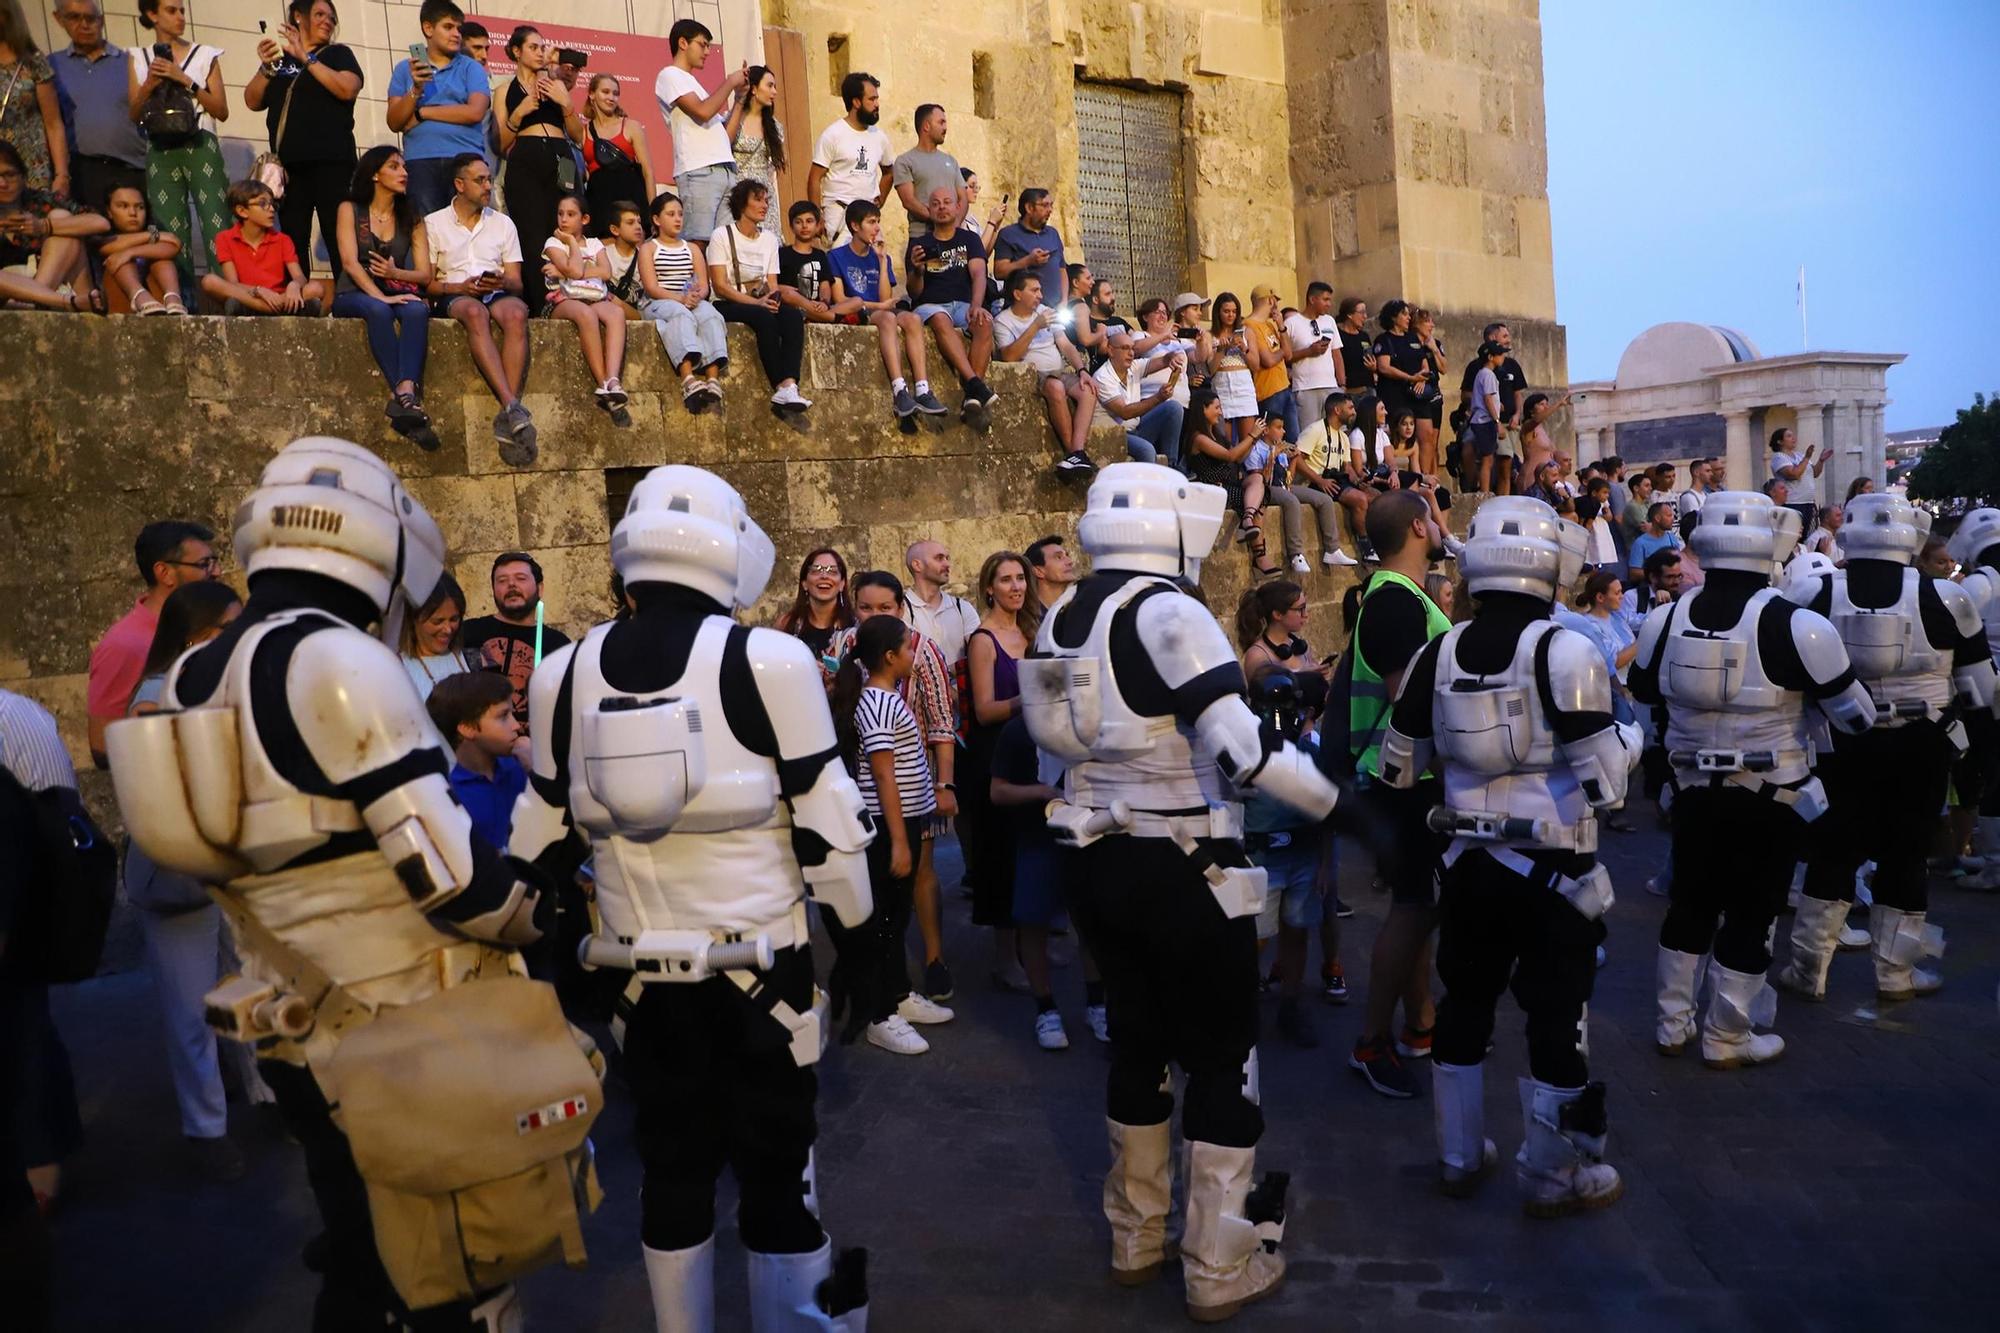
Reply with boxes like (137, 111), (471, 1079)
(854, 686), (937, 820)
(649, 238), (698, 295)
(0, 688), (77, 791)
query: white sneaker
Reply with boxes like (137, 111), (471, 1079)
(770, 383), (813, 410)
(1086, 1003), (1110, 1043)
(1323, 548), (1360, 567)
(1034, 1009), (1070, 1050)
(1838, 924), (1871, 950)
(897, 993), (955, 1025)
(1645, 876), (1668, 897)
(1289, 554), (1310, 574)
(866, 1016), (929, 1055)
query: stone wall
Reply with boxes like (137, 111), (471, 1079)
(0, 310), (1390, 773)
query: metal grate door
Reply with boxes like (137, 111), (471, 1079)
(1073, 83), (1188, 316)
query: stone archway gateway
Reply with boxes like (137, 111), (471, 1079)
(1570, 322), (1903, 504)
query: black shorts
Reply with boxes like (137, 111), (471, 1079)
(1467, 420), (1499, 458)
(1352, 779), (1445, 909)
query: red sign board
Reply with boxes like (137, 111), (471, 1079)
(466, 18), (735, 186)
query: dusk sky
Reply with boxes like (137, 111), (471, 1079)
(1542, 0), (1998, 429)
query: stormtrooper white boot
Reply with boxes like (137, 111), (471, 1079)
(1515, 1079), (1623, 1219)
(747, 1240), (868, 1332)
(1699, 963), (1786, 1069)
(1104, 1119), (1173, 1285)
(1432, 1061), (1498, 1197)
(1958, 818), (2000, 888)
(1869, 905), (1944, 1001)
(1181, 1141), (1287, 1323)
(644, 1237), (716, 1333)
(466, 1286), (524, 1333)
(1774, 896), (1848, 1000)
(1654, 948), (1704, 1056)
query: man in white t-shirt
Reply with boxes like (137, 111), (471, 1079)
(425, 153), (535, 464)
(654, 19), (747, 245)
(1091, 331), (1185, 466)
(904, 539), (978, 664)
(1284, 279), (1343, 428)
(809, 72), (893, 246)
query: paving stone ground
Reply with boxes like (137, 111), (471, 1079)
(45, 824), (2000, 1330)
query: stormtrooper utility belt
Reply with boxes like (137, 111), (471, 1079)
(1442, 842), (1615, 922)
(1665, 758), (1829, 822)
(1427, 805), (1599, 856)
(1047, 799), (1267, 920)
(587, 901), (827, 1068)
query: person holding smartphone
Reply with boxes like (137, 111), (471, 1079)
(1285, 280), (1344, 428)
(424, 152), (537, 464)
(126, 0), (231, 297)
(495, 23), (580, 314)
(244, 0), (363, 283)
(385, 0), (491, 218)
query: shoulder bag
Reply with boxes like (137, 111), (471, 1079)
(141, 46), (204, 147)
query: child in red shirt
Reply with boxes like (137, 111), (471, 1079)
(199, 179), (329, 315)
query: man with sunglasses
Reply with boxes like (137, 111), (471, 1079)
(86, 520), (217, 767)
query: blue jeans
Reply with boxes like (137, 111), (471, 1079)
(332, 290), (430, 390)
(638, 295), (730, 370)
(405, 157), (460, 220)
(1258, 386), (1300, 443)
(676, 164), (738, 241)
(1126, 398), (1185, 466)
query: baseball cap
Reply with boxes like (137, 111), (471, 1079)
(1171, 291), (1207, 312)
(1250, 283), (1278, 304)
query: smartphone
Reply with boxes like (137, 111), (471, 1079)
(557, 47), (588, 69)
(1056, 306), (1075, 327)
(408, 41), (428, 66)
(153, 41), (172, 59)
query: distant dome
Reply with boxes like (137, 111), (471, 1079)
(1614, 322), (1763, 389)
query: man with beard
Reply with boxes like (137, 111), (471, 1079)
(810, 72), (893, 246)
(893, 102), (967, 235)
(462, 552), (570, 727)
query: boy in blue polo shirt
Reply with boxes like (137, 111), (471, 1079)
(426, 669), (527, 852)
(387, 0), (494, 217)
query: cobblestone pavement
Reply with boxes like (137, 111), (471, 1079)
(45, 824), (2000, 1330)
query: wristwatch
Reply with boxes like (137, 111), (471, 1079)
(938, 782), (956, 791)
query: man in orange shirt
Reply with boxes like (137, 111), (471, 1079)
(1247, 282), (1297, 441)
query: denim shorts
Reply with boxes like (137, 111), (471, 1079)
(1252, 832), (1324, 933)
(914, 300), (971, 328)
(676, 163), (738, 243)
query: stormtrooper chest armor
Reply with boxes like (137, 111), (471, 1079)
(1830, 569), (1948, 715)
(1431, 621), (1590, 836)
(1657, 588), (1810, 772)
(563, 619), (807, 938)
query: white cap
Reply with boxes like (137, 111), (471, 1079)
(1948, 507), (2000, 569)
(611, 465), (775, 610)
(1460, 495), (1588, 603)
(1688, 491), (1802, 575)
(1076, 462), (1227, 581)
(1837, 492), (1930, 566)
(234, 437), (445, 642)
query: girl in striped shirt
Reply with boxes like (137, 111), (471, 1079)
(638, 191), (729, 410)
(830, 616), (953, 1055)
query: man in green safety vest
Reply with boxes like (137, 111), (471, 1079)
(1336, 487), (1454, 1100)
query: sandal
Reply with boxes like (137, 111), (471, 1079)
(1247, 525), (1281, 578)
(66, 287), (107, 315)
(162, 293), (190, 316)
(1236, 505), (1263, 544)
(132, 291), (167, 316)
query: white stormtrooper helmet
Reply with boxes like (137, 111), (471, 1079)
(1837, 491), (1930, 566)
(233, 436), (446, 640)
(611, 465), (776, 609)
(1787, 550), (1837, 584)
(1076, 461), (1228, 580)
(1460, 495), (1589, 603)
(1688, 490), (1802, 574)
(1947, 507), (2000, 569)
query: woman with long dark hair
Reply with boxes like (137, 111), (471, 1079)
(333, 144), (435, 447)
(127, 0), (231, 295)
(125, 580), (270, 1181)
(580, 71), (654, 238)
(826, 614), (949, 1055)
(1209, 291), (1258, 445)
(246, 0), (362, 273)
(964, 550), (1036, 988)
(1181, 387), (1280, 578)
(396, 572), (470, 698)
(726, 64), (785, 237)
(496, 24), (580, 313)
(775, 547), (854, 673)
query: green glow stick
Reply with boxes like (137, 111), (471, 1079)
(534, 599), (545, 666)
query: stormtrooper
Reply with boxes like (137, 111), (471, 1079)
(1375, 496), (1640, 1217)
(1626, 492), (1875, 1071)
(107, 437), (596, 1333)
(1945, 507), (2000, 888)
(1019, 462), (1340, 1322)
(507, 465), (876, 1333)
(1778, 492), (1997, 1001)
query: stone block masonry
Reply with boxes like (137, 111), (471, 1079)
(0, 312), (1419, 774)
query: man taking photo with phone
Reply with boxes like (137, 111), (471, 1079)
(387, 0), (493, 217)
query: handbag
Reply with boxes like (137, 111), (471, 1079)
(724, 224), (766, 298)
(140, 47), (204, 147)
(251, 71), (298, 201)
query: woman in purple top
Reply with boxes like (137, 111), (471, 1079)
(963, 550), (1038, 985)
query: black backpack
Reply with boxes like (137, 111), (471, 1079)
(140, 48), (204, 147)
(2, 767), (116, 984)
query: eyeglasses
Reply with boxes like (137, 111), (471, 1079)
(1288, 603), (1308, 614)
(808, 563), (841, 576)
(169, 556), (222, 573)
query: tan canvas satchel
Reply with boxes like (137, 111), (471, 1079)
(323, 974), (605, 1308)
